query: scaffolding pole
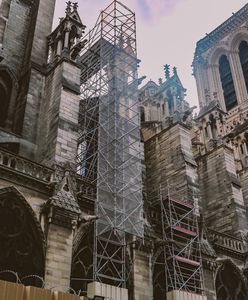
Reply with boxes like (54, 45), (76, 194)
(77, 0), (143, 288)
(157, 184), (205, 296)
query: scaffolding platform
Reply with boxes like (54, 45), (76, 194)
(78, 0), (143, 288)
(158, 187), (205, 295)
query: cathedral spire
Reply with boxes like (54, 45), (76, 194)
(65, 1), (72, 15)
(173, 66), (177, 76)
(164, 64), (170, 80)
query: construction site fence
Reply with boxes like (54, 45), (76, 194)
(0, 280), (86, 300)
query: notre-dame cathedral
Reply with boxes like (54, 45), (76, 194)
(1, 0), (248, 300)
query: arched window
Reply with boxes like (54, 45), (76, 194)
(209, 114), (217, 139)
(219, 55), (237, 111)
(153, 250), (167, 300)
(239, 41), (248, 92)
(0, 187), (45, 287)
(71, 225), (94, 296)
(216, 261), (248, 300)
(167, 90), (174, 113)
(0, 70), (12, 128)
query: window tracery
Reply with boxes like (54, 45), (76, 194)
(239, 40), (248, 92)
(219, 55), (237, 111)
(0, 70), (12, 128)
(216, 261), (247, 300)
(153, 250), (167, 300)
(71, 225), (94, 296)
(0, 187), (45, 287)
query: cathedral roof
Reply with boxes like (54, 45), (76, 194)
(197, 100), (226, 119)
(139, 80), (159, 92)
(158, 72), (186, 94)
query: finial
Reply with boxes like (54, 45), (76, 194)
(158, 78), (163, 86)
(164, 64), (170, 80)
(173, 66), (177, 76)
(73, 2), (78, 11)
(66, 1), (72, 15)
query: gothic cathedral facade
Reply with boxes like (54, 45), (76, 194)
(0, 1), (248, 300)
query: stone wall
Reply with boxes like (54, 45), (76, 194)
(37, 60), (80, 166)
(1, 0), (37, 76)
(132, 249), (153, 300)
(197, 145), (248, 236)
(45, 224), (74, 291)
(31, 0), (56, 66)
(144, 123), (198, 200)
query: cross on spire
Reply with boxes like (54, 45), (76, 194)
(164, 64), (170, 80)
(65, 1), (72, 15)
(73, 2), (78, 11)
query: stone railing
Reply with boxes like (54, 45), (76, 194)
(0, 149), (53, 183)
(208, 229), (246, 254)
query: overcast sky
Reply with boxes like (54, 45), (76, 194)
(54, 0), (248, 108)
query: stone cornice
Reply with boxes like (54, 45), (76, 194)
(194, 4), (248, 61)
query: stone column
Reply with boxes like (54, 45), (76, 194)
(64, 31), (70, 49)
(207, 122), (213, 140)
(44, 223), (75, 291)
(194, 61), (210, 109)
(43, 171), (81, 292)
(132, 247), (153, 300)
(229, 51), (248, 103)
(165, 98), (170, 117)
(56, 39), (63, 57)
(202, 267), (217, 300)
(172, 92), (177, 113)
(209, 64), (226, 111)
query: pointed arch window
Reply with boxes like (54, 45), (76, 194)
(0, 70), (12, 128)
(216, 261), (247, 300)
(71, 226), (94, 296)
(239, 41), (248, 92)
(219, 55), (237, 110)
(0, 187), (45, 287)
(153, 250), (167, 300)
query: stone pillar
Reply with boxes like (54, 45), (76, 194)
(43, 171), (81, 291)
(194, 62), (209, 109)
(207, 65), (215, 99)
(64, 31), (70, 49)
(197, 145), (248, 237)
(203, 267), (217, 300)
(37, 59), (81, 165)
(45, 223), (75, 291)
(165, 98), (170, 117)
(207, 123), (213, 140)
(229, 51), (247, 103)
(172, 92), (177, 113)
(31, 0), (56, 65)
(132, 248), (153, 300)
(56, 39), (63, 57)
(210, 64), (226, 111)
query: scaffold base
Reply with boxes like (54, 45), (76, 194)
(87, 281), (128, 300)
(167, 290), (207, 300)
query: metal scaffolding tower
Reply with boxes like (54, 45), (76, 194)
(158, 185), (205, 296)
(77, 0), (143, 288)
